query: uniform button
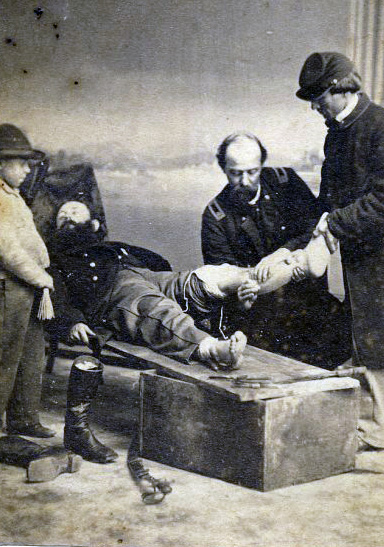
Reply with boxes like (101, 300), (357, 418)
(92, 275), (98, 282)
(118, 255), (122, 260)
(281, 225), (286, 230)
(241, 217), (246, 221)
(90, 262), (96, 267)
(83, 253), (88, 258)
(264, 194), (270, 200)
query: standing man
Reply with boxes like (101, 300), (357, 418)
(0, 124), (54, 438)
(296, 51), (384, 448)
(201, 132), (351, 366)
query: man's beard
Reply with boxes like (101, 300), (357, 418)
(49, 220), (101, 254)
(229, 185), (258, 212)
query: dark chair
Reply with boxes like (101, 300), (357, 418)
(21, 161), (172, 372)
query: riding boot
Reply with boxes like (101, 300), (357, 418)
(64, 356), (118, 464)
(0, 435), (82, 482)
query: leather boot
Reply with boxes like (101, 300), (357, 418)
(0, 435), (82, 482)
(64, 356), (118, 464)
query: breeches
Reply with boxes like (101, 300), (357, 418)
(0, 278), (45, 423)
(107, 268), (212, 361)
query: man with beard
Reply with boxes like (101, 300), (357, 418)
(47, 199), (331, 500)
(48, 200), (250, 369)
(48, 200), (331, 368)
(201, 132), (352, 366)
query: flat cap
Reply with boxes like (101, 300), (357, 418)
(296, 52), (355, 101)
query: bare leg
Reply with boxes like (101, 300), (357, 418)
(253, 235), (331, 295)
(194, 235), (331, 305)
(193, 263), (249, 298)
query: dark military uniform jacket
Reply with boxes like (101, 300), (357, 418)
(318, 93), (384, 372)
(48, 241), (171, 338)
(201, 167), (352, 367)
(319, 93), (384, 264)
(201, 167), (318, 266)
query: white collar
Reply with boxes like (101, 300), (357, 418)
(248, 184), (261, 205)
(336, 94), (359, 122)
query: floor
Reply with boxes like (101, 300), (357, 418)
(1, 353), (384, 547)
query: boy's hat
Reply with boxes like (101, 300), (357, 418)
(0, 124), (45, 160)
(296, 52), (356, 101)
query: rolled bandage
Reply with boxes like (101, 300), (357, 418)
(37, 288), (55, 320)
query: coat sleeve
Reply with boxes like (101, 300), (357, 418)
(326, 122), (384, 242)
(201, 206), (238, 265)
(279, 169), (319, 250)
(45, 264), (87, 339)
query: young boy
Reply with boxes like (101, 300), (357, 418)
(0, 124), (54, 437)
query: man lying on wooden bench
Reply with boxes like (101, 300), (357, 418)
(46, 199), (331, 501)
(48, 200), (329, 372)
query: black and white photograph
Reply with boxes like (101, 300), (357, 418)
(0, 1), (384, 546)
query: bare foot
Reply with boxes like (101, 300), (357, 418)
(199, 331), (247, 370)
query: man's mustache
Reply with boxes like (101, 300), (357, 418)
(58, 220), (77, 230)
(230, 185), (258, 202)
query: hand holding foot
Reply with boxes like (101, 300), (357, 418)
(252, 248), (292, 283)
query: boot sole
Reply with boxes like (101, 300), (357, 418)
(27, 453), (82, 482)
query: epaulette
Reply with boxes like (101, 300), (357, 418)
(207, 198), (226, 221)
(272, 167), (289, 184)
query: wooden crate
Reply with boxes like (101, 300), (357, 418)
(138, 345), (360, 491)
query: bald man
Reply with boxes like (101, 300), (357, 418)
(201, 132), (352, 366)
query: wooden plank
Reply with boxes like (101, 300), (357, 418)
(107, 340), (359, 402)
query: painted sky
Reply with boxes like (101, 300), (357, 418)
(0, 0), (349, 165)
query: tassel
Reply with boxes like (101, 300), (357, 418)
(37, 288), (55, 320)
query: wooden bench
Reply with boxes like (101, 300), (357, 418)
(106, 340), (360, 491)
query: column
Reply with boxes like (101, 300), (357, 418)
(347, 0), (384, 105)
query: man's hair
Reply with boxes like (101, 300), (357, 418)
(330, 70), (362, 95)
(216, 132), (268, 171)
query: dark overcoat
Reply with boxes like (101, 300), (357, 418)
(319, 93), (384, 370)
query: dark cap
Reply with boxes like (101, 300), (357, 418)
(0, 124), (45, 160)
(296, 52), (356, 101)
